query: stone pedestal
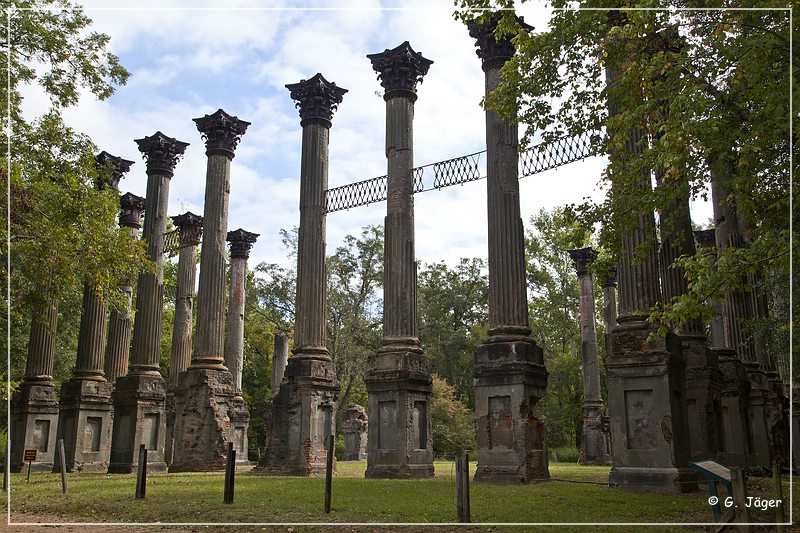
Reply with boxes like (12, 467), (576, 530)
(765, 373), (789, 467)
(473, 339), (549, 483)
(54, 379), (114, 472)
(714, 349), (750, 467)
(257, 357), (338, 476)
(683, 336), (723, 461)
(743, 362), (772, 470)
(169, 369), (235, 471)
(342, 404), (368, 461)
(365, 351), (434, 478)
(10, 382), (59, 472)
(108, 375), (167, 473)
(792, 385), (800, 471)
(607, 322), (696, 493)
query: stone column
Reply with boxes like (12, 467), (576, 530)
(110, 132), (188, 474)
(467, 16), (549, 483)
(601, 266), (618, 360)
(163, 211), (202, 466)
(567, 248), (611, 466)
(272, 333), (289, 398)
(104, 192), (145, 384)
(258, 75), (344, 476)
(170, 109), (249, 472)
(225, 228), (259, 464)
(710, 156), (772, 469)
(56, 152), (134, 472)
(603, 11), (694, 492)
(10, 301), (60, 472)
(363, 42), (434, 479)
(342, 405), (368, 461)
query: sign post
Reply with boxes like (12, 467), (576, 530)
(24, 449), (37, 482)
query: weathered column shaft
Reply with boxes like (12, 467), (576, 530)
(25, 301), (59, 380)
(601, 269), (617, 358)
(578, 272), (601, 402)
(272, 333), (288, 397)
(170, 244), (198, 386)
(104, 192), (144, 383)
(485, 67), (529, 335)
(383, 96), (418, 342)
(224, 228), (258, 394)
(73, 284), (108, 380)
(294, 123), (329, 354)
(193, 154), (232, 367)
(129, 168), (172, 374)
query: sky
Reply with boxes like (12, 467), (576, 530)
(18, 0), (713, 273)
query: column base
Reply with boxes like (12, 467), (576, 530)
(764, 373), (789, 468)
(743, 362), (772, 470)
(606, 321), (697, 493)
(683, 337), (724, 461)
(164, 390), (176, 466)
(580, 401), (612, 466)
(364, 350), (434, 479)
(10, 381), (59, 473)
(255, 356), (339, 476)
(54, 378), (113, 473)
(714, 350), (751, 468)
(169, 367), (236, 472)
(108, 373), (167, 474)
(473, 338), (549, 484)
(230, 395), (251, 466)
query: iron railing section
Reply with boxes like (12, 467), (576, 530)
(324, 133), (595, 213)
(163, 229), (182, 256)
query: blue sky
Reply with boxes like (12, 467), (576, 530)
(19, 0), (712, 272)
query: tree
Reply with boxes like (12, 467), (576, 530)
(430, 374), (476, 458)
(418, 258), (488, 407)
(455, 3), (794, 378)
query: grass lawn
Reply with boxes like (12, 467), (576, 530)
(5, 461), (794, 532)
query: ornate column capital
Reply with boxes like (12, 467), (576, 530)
(601, 265), (618, 288)
(172, 211), (203, 247)
(226, 228), (259, 259)
(119, 192), (145, 229)
(567, 247), (598, 275)
(694, 229), (716, 249)
(285, 73), (348, 128)
(193, 108), (251, 159)
(367, 41), (433, 102)
(467, 13), (530, 72)
(95, 151), (134, 190)
(134, 131), (189, 177)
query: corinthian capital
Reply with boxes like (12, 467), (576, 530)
(193, 108), (251, 159)
(285, 73), (348, 128)
(134, 131), (189, 177)
(367, 41), (433, 102)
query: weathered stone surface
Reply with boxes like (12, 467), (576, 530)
(10, 301), (60, 472)
(256, 357), (338, 476)
(108, 374), (167, 473)
(743, 362), (772, 470)
(10, 382), (59, 473)
(714, 349), (750, 467)
(682, 336), (723, 461)
(169, 369), (236, 472)
(473, 339), (548, 483)
(54, 379), (114, 472)
(606, 324), (696, 493)
(342, 404), (368, 461)
(272, 333), (289, 398)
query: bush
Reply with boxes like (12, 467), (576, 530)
(430, 374), (476, 459)
(548, 446), (580, 463)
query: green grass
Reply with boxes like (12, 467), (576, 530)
(6, 461), (794, 532)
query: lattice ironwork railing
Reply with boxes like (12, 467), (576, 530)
(163, 229), (182, 256)
(324, 133), (595, 213)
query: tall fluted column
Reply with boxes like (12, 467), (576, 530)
(225, 228), (258, 464)
(163, 211), (202, 466)
(467, 15), (549, 484)
(104, 192), (145, 383)
(364, 42), (434, 479)
(272, 333), (289, 398)
(258, 75), (344, 476)
(224, 228), (258, 395)
(168, 212), (203, 387)
(10, 301), (60, 472)
(601, 266), (618, 359)
(56, 152), (134, 473)
(568, 248), (611, 465)
(710, 158), (771, 468)
(603, 11), (694, 492)
(170, 109), (250, 473)
(110, 133), (188, 474)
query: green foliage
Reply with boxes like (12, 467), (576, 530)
(418, 258), (488, 408)
(455, 3), (794, 378)
(429, 374), (476, 458)
(549, 446), (581, 464)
